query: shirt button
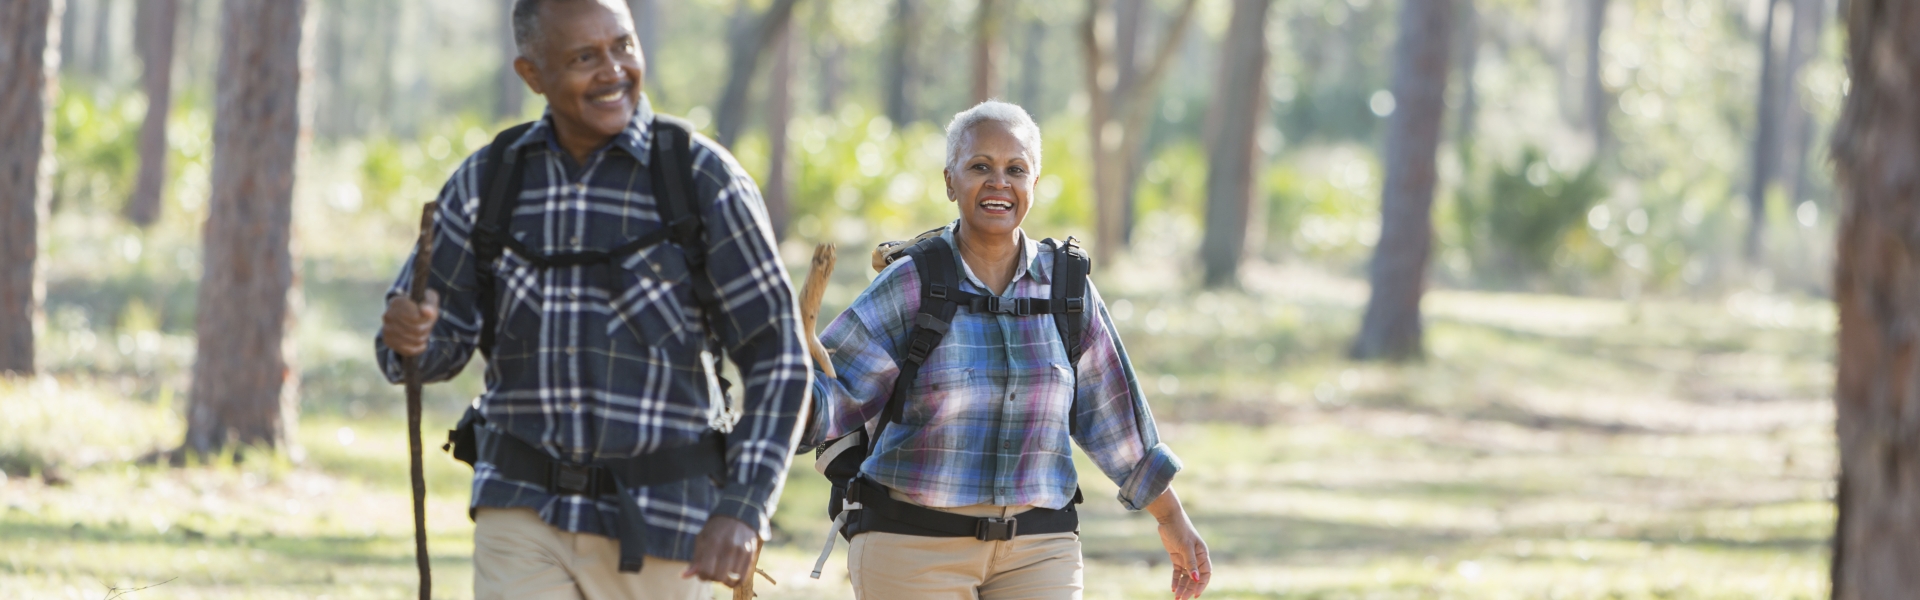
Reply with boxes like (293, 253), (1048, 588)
(1001, 441), (1012, 450)
(568, 290), (578, 300)
(566, 346), (576, 355)
(569, 235), (580, 246)
(574, 183), (586, 193)
(570, 403), (582, 412)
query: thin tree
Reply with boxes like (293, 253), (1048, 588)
(0, 0), (63, 376)
(183, 0), (308, 456)
(127, 0), (178, 228)
(883, 0), (922, 126)
(1581, 0), (1609, 155)
(712, 0), (802, 147)
(1350, 0), (1454, 362)
(628, 0), (657, 92)
(1830, 1), (1920, 596)
(973, 0), (1003, 103)
(1080, 0), (1200, 264)
(497, 0), (522, 121)
(1777, 0), (1827, 208)
(1199, 0), (1272, 289)
(764, 12), (794, 240)
(1745, 0), (1784, 261)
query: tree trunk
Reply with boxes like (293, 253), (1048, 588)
(89, 0), (112, 83)
(1454, 0), (1479, 156)
(1080, 0), (1199, 265)
(813, 0), (843, 113)
(1582, 0), (1609, 155)
(0, 0), (63, 376)
(1199, 0), (1271, 289)
(1831, 1), (1920, 597)
(1745, 0), (1784, 262)
(883, 0), (921, 126)
(972, 0), (1003, 103)
(629, 0), (657, 91)
(185, 0), (307, 456)
(498, 0), (523, 121)
(1017, 18), (1046, 111)
(127, 0), (177, 228)
(712, 0), (801, 147)
(765, 13), (793, 241)
(1351, 0), (1453, 362)
(1778, 0), (1827, 207)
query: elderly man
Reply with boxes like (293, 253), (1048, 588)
(374, 0), (809, 598)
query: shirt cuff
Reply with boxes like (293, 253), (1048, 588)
(1115, 443), (1183, 511)
(711, 482), (775, 541)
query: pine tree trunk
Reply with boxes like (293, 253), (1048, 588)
(713, 0), (801, 147)
(1746, 0), (1783, 262)
(1830, 2), (1920, 597)
(1080, 0), (1198, 265)
(127, 0), (177, 228)
(884, 0), (920, 126)
(764, 15), (793, 241)
(1351, 0), (1453, 362)
(185, 0), (307, 456)
(629, 0), (657, 90)
(1199, 0), (1271, 289)
(0, 0), (63, 376)
(1454, 0), (1478, 154)
(1582, 0), (1609, 155)
(1017, 19), (1046, 111)
(498, 0), (523, 121)
(813, 1), (843, 113)
(972, 0), (1002, 103)
(1778, 0), (1827, 207)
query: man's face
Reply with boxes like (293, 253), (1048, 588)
(515, 0), (646, 148)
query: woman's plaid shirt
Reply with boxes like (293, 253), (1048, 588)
(375, 98), (809, 561)
(806, 225), (1182, 511)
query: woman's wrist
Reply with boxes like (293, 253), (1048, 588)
(1145, 486), (1186, 525)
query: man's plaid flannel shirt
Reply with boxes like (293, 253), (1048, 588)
(375, 97), (809, 561)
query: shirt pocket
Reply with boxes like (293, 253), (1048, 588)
(489, 253), (546, 358)
(1040, 363), (1076, 451)
(607, 243), (694, 350)
(902, 367), (974, 428)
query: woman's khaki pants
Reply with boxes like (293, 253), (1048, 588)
(473, 507), (713, 600)
(847, 495), (1085, 599)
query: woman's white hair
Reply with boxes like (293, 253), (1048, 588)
(944, 100), (1043, 174)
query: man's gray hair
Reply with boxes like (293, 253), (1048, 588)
(944, 100), (1044, 174)
(512, 0), (631, 60)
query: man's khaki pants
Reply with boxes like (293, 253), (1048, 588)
(847, 494), (1084, 599)
(474, 507), (713, 600)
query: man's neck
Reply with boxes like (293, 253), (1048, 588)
(551, 119), (616, 165)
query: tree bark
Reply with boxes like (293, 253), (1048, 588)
(127, 0), (178, 228)
(185, 0), (308, 456)
(1778, 0), (1827, 207)
(1199, 0), (1271, 289)
(1454, 0), (1479, 155)
(629, 0), (657, 91)
(1830, 1), (1920, 596)
(972, 0), (1003, 103)
(1582, 0), (1609, 155)
(712, 0), (801, 147)
(884, 0), (921, 126)
(89, 0), (112, 82)
(1017, 18), (1046, 111)
(813, 0), (843, 113)
(498, 0), (523, 121)
(0, 0), (63, 376)
(1351, 0), (1453, 362)
(765, 13), (794, 241)
(1745, 0), (1784, 262)
(1080, 0), (1199, 265)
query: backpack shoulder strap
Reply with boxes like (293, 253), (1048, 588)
(874, 235), (963, 441)
(1043, 236), (1092, 364)
(472, 122), (535, 360)
(648, 115), (708, 258)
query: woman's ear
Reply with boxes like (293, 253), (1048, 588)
(943, 169), (957, 202)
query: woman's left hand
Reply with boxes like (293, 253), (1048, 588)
(1146, 487), (1211, 599)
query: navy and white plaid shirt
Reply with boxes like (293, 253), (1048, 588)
(375, 96), (810, 561)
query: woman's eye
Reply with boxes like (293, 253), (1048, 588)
(971, 163), (989, 172)
(1009, 167), (1026, 176)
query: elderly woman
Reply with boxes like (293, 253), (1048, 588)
(803, 100), (1211, 599)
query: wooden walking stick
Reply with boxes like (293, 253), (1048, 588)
(402, 202), (437, 599)
(731, 243), (836, 599)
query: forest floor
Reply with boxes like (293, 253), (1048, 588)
(0, 215), (1837, 599)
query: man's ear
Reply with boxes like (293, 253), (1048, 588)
(512, 56), (545, 96)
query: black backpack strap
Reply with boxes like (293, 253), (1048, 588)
(1043, 237), (1092, 364)
(871, 236), (963, 449)
(472, 122), (535, 361)
(649, 116), (735, 398)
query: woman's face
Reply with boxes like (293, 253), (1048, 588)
(945, 120), (1037, 239)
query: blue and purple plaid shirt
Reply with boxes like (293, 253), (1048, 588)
(375, 96), (809, 561)
(806, 224), (1181, 511)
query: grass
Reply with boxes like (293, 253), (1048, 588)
(0, 207), (1837, 598)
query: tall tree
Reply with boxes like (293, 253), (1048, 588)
(1199, 0), (1272, 288)
(712, 0), (802, 147)
(1581, 0), (1609, 155)
(629, 0), (657, 90)
(127, 0), (178, 228)
(1454, 0), (1479, 155)
(1831, 1), (1920, 596)
(1017, 18), (1047, 111)
(813, 0), (844, 113)
(764, 12), (794, 240)
(1745, 0), (1785, 261)
(1351, 0), (1454, 361)
(1777, 0), (1828, 207)
(184, 0), (308, 456)
(973, 0), (1004, 103)
(0, 0), (63, 376)
(497, 0), (522, 121)
(1080, 0), (1200, 264)
(883, 0), (922, 126)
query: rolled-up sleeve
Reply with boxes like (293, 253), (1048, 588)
(1069, 281), (1183, 511)
(374, 152), (487, 386)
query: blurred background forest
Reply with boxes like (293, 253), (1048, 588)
(1, 0), (1848, 597)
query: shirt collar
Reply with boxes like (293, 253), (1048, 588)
(508, 93), (657, 166)
(939, 221), (1051, 291)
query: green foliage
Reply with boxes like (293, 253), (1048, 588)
(50, 92), (142, 214)
(1260, 148), (1383, 270)
(1453, 147), (1609, 287)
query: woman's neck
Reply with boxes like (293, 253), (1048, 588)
(954, 224), (1021, 296)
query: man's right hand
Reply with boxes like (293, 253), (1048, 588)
(382, 289), (440, 357)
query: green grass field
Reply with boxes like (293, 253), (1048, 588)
(1, 210), (1836, 599)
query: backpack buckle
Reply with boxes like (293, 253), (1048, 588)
(929, 284), (949, 300)
(551, 462), (597, 496)
(975, 517), (1018, 541)
(1065, 297), (1086, 313)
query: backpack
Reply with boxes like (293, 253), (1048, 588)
(807, 228), (1091, 576)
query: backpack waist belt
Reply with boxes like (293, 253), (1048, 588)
(842, 476), (1081, 542)
(483, 423), (727, 573)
